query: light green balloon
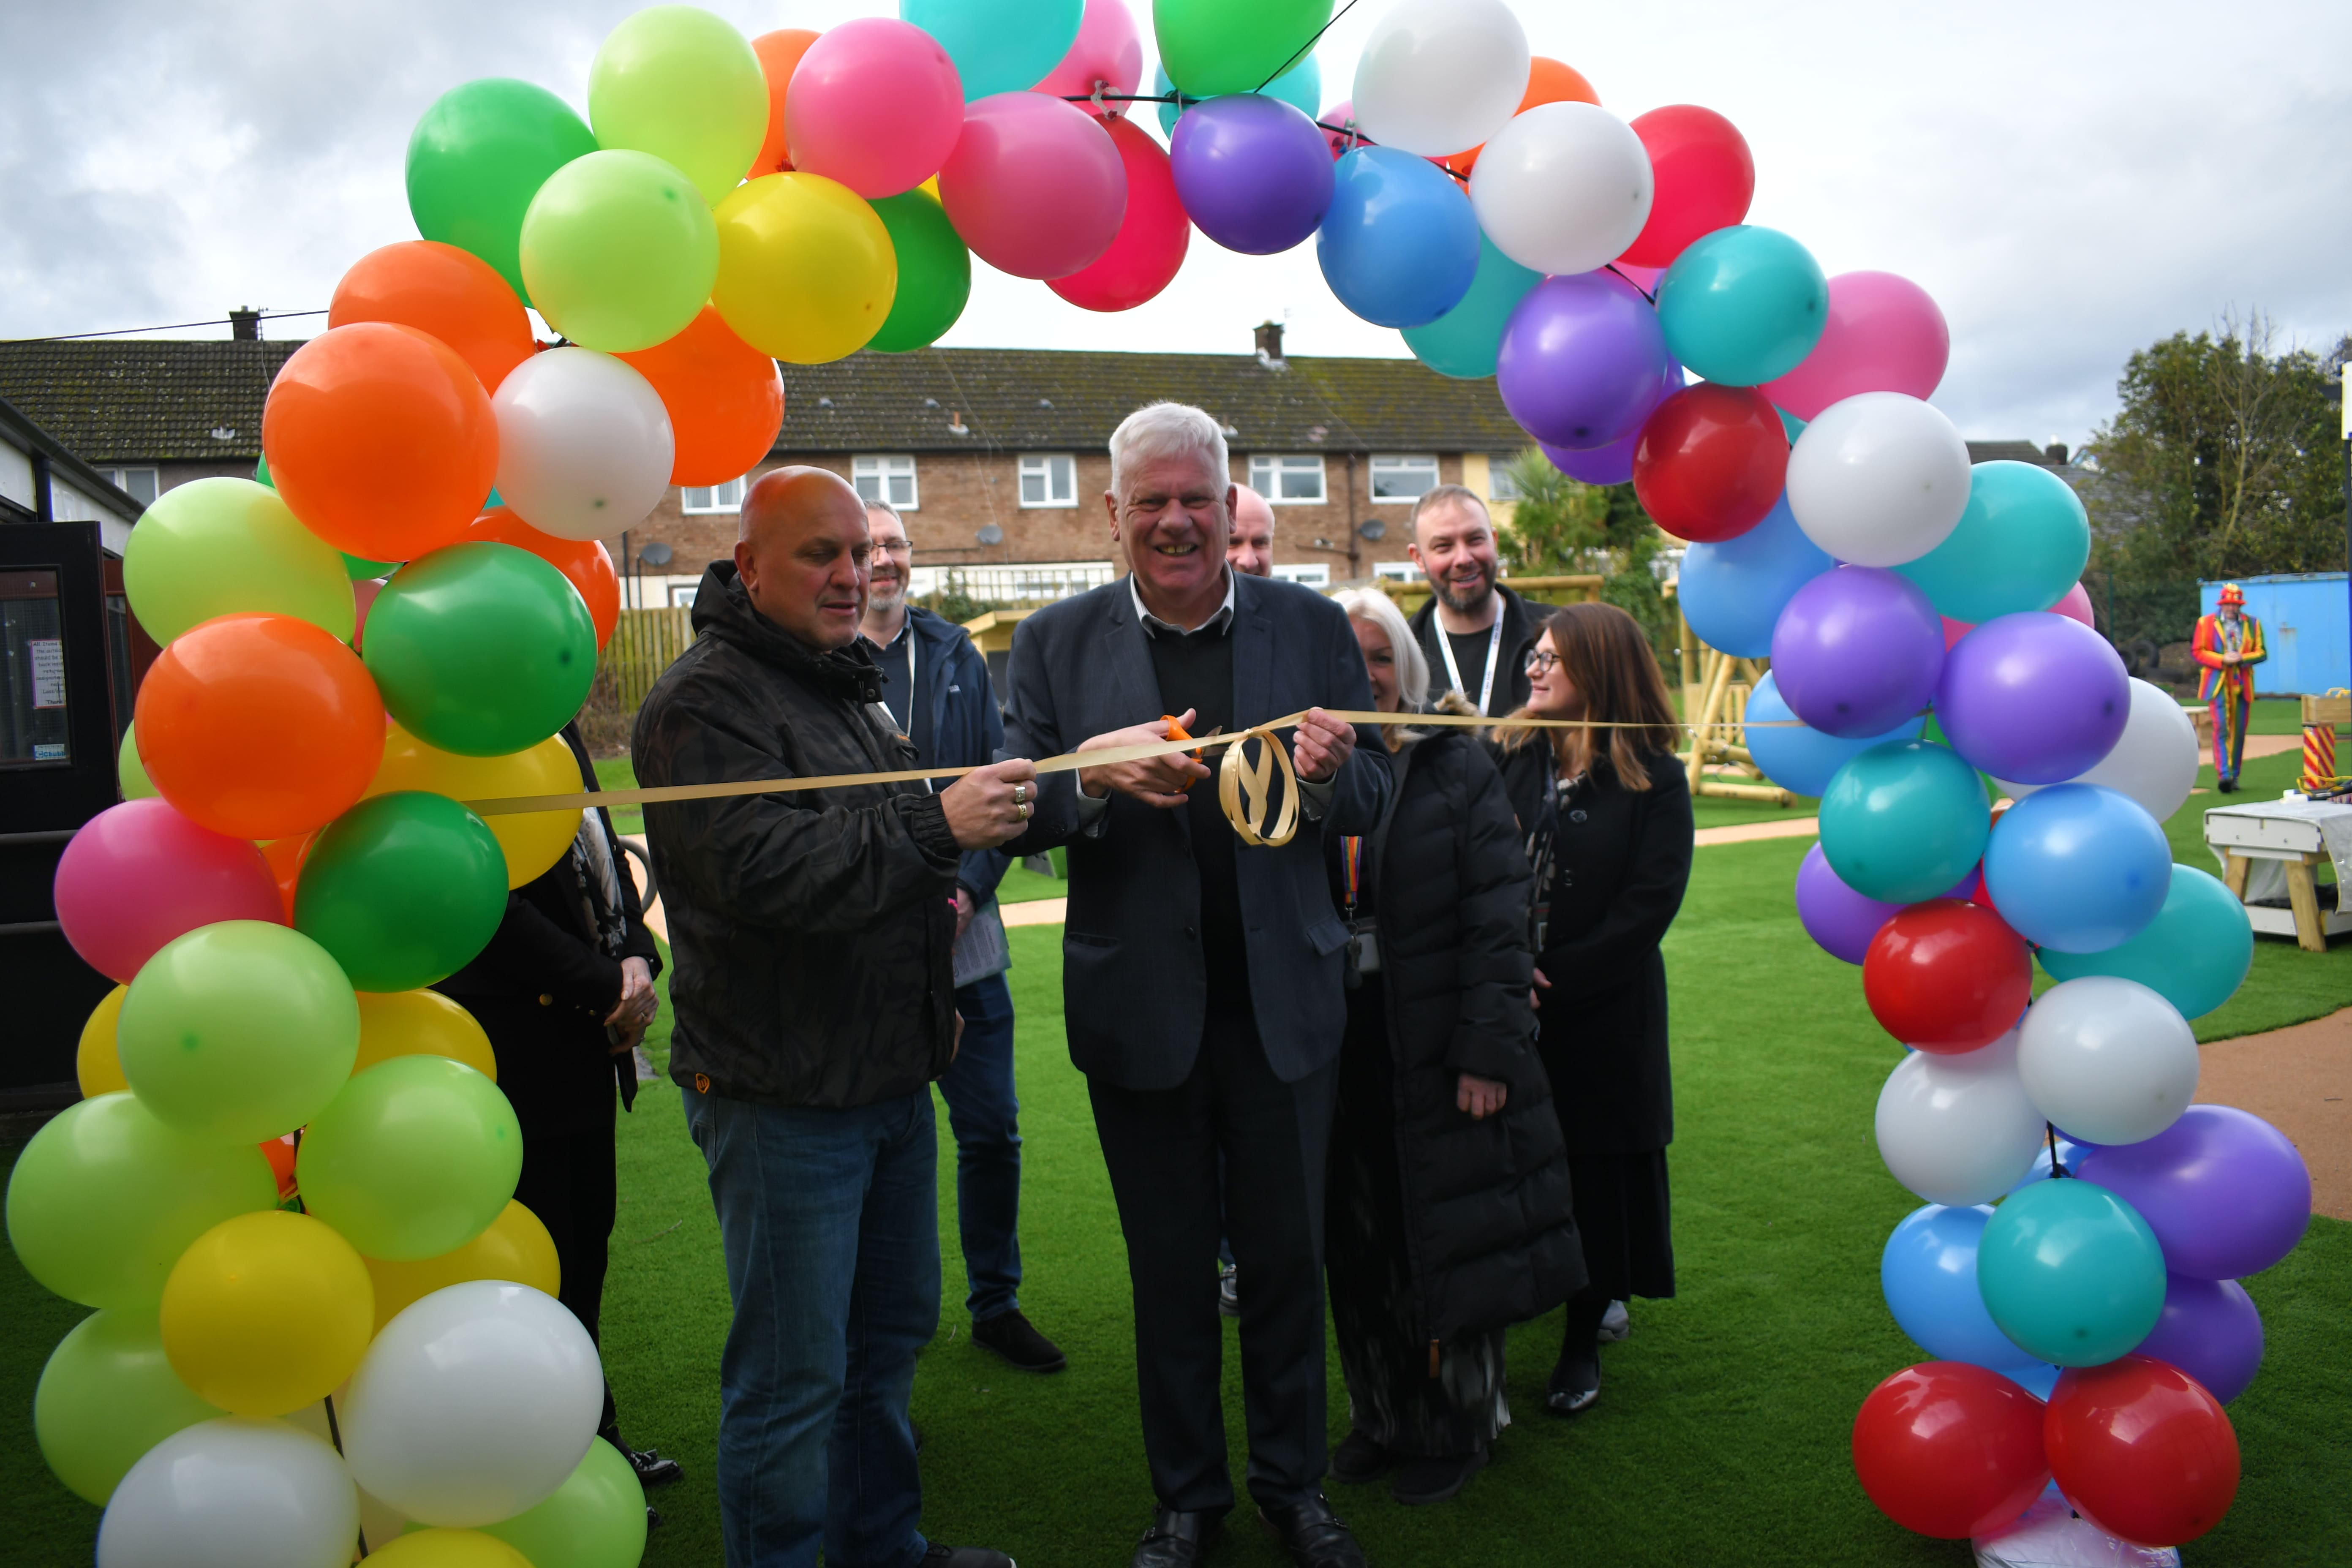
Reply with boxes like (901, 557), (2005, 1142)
(122, 478), (354, 646)
(520, 148), (719, 351)
(117, 920), (360, 1146)
(117, 725), (158, 800)
(3, 1093), (278, 1309)
(1154, 0), (1334, 98)
(482, 1437), (649, 1568)
(36, 1307), (224, 1505)
(296, 1055), (523, 1262)
(588, 5), (767, 205)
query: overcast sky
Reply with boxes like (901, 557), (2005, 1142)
(4, 0), (2349, 450)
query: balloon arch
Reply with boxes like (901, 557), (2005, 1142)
(13, 0), (2307, 1562)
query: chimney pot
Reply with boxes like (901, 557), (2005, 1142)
(2044, 441), (2069, 465)
(229, 307), (261, 342)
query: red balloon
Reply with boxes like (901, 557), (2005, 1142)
(1862, 898), (2031, 1052)
(1631, 383), (1786, 543)
(2047, 1356), (2240, 1548)
(1853, 1362), (2050, 1540)
(1618, 105), (1754, 269)
(1049, 117), (1190, 313)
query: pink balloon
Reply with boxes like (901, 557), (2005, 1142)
(1321, 98), (1361, 160)
(54, 798), (285, 982)
(1049, 116), (1189, 311)
(784, 17), (965, 199)
(1612, 261), (1665, 297)
(1032, 0), (1142, 116)
(1942, 615), (1974, 651)
(1763, 270), (1950, 421)
(353, 577), (385, 650)
(2053, 581), (2096, 628)
(939, 92), (1126, 280)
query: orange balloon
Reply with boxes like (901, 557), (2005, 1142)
(751, 29), (822, 177)
(258, 832), (318, 921)
(260, 1135), (299, 1201)
(134, 614), (386, 841)
(618, 306), (785, 487)
(467, 506), (621, 651)
(261, 322), (499, 563)
(329, 241), (538, 393)
(1439, 58), (1602, 176)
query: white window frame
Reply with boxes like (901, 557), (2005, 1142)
(1270, 563), (1330, 587)
(1369, 454), (1440, 503)
(854, 455), (919, 511)
(681, 476), (749, 513)
(1017, 454), (1078, 508)
(1486, 463), (1522, 502)
(1373, 560), (1419, 582)
(101, 467), (160, 506)
(1248, 454), (1326, 504)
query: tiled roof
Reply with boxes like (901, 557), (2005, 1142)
(1965, 439), (2062, 467)
(0, 340), (298, 462)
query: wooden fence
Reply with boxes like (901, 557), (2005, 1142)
(580, 606), (696, 754)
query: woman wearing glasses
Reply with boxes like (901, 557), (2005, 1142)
(1491, 603), (1693, 1418)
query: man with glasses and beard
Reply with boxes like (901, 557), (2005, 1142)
(1403, 485), (1541, 720)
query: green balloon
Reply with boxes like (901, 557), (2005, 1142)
(295, 792), (508, 994)
(344, 553), (399, 581)
(362, 542), (598, 757)
(868, 191), (972, 354)
(3, 1094), (278, 1309)
(296, 1055), (523, 1261)
(519, 147), (719, 352)
(253, 455), (272, 488)
(124, 477), (355, 646)
(588, 4), (768, 205)
(117, 921), (360, 1145)
(1154, 0), (1334, 98)
(408, 76), (599, 306)
(117, 725), (157, 800)
(482, 1436), (649, 1568)
(36, 1307), (223, 1505)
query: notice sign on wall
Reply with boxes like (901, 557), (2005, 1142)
(30, 638), (65, 709)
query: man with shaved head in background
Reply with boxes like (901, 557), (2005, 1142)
(1225, 483), (1277, 579)
(634, 467), (1036, 1568)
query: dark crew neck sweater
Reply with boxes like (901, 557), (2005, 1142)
(1145, 623), (1252, 1020)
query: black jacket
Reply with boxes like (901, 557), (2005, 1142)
(633, 563), (964, 1110)
(1407, 582), (1545, 719)
(1337, 726), (1583, 1340)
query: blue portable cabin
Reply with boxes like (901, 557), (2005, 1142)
(2199, 573), (2350, 696)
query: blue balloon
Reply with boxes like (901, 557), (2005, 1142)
(1897, 461), (2091, 624)
(1655, 225), (1828, 387)
(2006, 1137), (2085, 1194)
(1817, 739), (1989, 903)
(2038, 864), (2251, 1017)
(1679, 497), (1833, 658)
(1402, 231), (1541, 379)
(1984, 784), (2171, 953)
(1882, 1204), (2041, 1371)
(2005, 1362), (2061, 1400)
(903, 0), (1083, 100)
(1745, 672), (1922, 798)
(1978, 1179), (2167, 1367)
(1157, 57), (1321, 137)
(1315, 148), (1479, 328)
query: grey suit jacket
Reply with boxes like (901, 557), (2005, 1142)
(1001, 573), (1393, 1090)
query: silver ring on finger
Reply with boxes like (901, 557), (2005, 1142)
(1011, 782), (1026, 804)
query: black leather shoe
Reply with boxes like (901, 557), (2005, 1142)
(646, 1504), (664, 1530)
(1258, 1495), (1367, 1568)
(1390, 1448), (1485, 1506)
(1133, 1507), (1223, 1568)
(626, 1446), (683, 1489)
(922, 1544), (1016, 1568)
(973, 1309), (1068, 1373)
(1328, 1430), (1391, 1486)
(1545, 1355), (1600, 1416)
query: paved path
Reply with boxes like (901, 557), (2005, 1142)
(2196, 1006), (2352, 1222)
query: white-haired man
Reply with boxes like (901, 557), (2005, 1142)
(998, 403), (1393, 1568)
(1403, 484), (1540, 718)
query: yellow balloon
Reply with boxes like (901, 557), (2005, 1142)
(354, 990), (499, 1082)
(159, 1210), (375, 1417)
(368, 723), (582, 889)
(77, 986), (129, 1097)
(118, 726), (159, 800)
(359, 1529), (533, 1568)
(362, 1199), (560, 1333)
(712, 172), (898, 365)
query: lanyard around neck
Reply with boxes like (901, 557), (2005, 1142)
(1436, 608), (1504, 716)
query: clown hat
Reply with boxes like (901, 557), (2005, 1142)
(2219, 583), (2246, 606)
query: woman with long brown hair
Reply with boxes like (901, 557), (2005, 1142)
(1489, 602), (1694, 1417)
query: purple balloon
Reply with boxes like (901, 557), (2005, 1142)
(1935, 612), (2129, 783)
(2077, 1105), (2314, 1280)
(2134, 1274), (2264, 1404)
(1794, 841), (1902, 963)
(1497, 272), (1675, 450)
(1168, 93), (1334, 255)
(1769, 566), (1944, 738)
(1544, 437), (1634, 485)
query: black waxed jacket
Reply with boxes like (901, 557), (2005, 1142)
(632, 563), (963, 1110)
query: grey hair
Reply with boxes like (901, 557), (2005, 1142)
(1409, 482), (1489, 532)
(1332, 588), (1430, 711)
(862, 495), (902, 523)
(1109, 401), (1230, 500)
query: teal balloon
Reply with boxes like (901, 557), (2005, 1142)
(1777, 408), (1808, 443)
(1403, 231), (1541, 378)
(1657, 225), (1828, 387)
(295, 792), (509, 993)
(1156, 56), (1320, 137)
(1897, 461), (2091, 623)
(1977, 1179), (2167, 1367)
(1817, 740), (1989, 903)
(2039, 865), (2254, 1019)
(904, 0), (1083, 99)
(407, 78), (600, 306)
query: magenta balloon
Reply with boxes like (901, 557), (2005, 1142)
(52, 798), (285, 982)
(1941, 614), (1974, 651)
(1320, 98), (1359, 160)
(2134, 1274), (2264, 1405)
(938, 91), (1127, 278)
(1169, 94), (1334, 256)
(1769, 566), (1944, 738)
(1762, 270), (1950, 421)
(785, 18), (966, 199)
(1612, 261), (1664, 296)
(1794, 842), (1901, 964)
(2052, 581), (2096, 628)
(1936, 612), (2129, 783)
(1497, 272), (1676, 451)
(2077, 1105), (2313, 1281)
(1032, 0), (1142, 113)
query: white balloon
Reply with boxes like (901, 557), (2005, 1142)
(340, 1281), (602, 1527)
(492, 347), (675, 543)
(98, 1417), (357, 1568)
(1786, 392), (1973, 567)
(1469, 102), (1653, 277)
(1874, 1032), (2048, 1207)
(1351, 0), (1530, 158)
(1998, 678), (2199, 822)
(2017, 976), (2199, 1146)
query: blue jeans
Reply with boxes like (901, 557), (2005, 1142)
(939, 972), (1022, 1323)
(682, 1085), (940, 1568)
